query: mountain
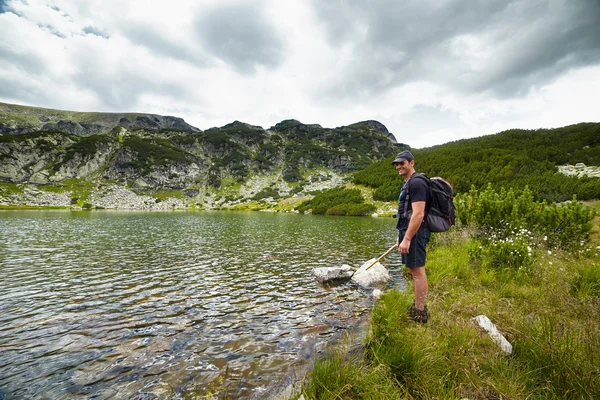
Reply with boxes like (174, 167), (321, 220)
(0, 102), (407, 209)
(0, 102), (201, 135)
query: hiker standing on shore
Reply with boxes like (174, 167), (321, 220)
(392, 150), (430, 323)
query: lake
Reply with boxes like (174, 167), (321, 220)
(0, 210), (406, 399)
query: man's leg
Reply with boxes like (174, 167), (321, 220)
(408, 266), (428, 310)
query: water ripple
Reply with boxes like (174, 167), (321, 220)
(0, 210), (405, 399)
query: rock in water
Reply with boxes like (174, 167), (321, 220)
(351, 258), (391, 287)
(312, 264), (354, 283)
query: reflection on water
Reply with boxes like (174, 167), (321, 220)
(0, 210), (405, 399)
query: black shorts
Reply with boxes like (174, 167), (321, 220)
(398, 225), (430, 268)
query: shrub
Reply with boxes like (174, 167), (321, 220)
(326, 202), (376, 216)
(252, 187), (280, 200)
(469, 227), (536, 270)
(296, 187), (374, 216)
(456, 185), (596, 250)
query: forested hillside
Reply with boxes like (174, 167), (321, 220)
(353, 123), (600, 202)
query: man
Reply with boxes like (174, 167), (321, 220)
(392, 150), (430, 323)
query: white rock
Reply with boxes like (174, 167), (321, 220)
(351, 258), (391, 287)
(312, 264), (354, 283)
(472, 315), (513, 355)
(372, 289), (382, 300)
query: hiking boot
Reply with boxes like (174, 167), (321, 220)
(409, 304), (430, 323)
(407, 301), (418, 318)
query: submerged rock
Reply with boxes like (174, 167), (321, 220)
(312, 265), (354, 283)
(351, 258), (391, 287)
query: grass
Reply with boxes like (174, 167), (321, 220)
(0, 205), (70, 210)
(295, 226), (600, 399)
(0, 182), (24, 196)
(150, 189), (187, 201)
(40, 178), (96, 206)
(275, 196), (310, 212)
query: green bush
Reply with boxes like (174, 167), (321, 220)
(469, 228), (536, 270)
(326, 202), (376, 216)
(252, 187), (280, 200)
(456, 185), (596, 250)
(296, 187), (374, 216)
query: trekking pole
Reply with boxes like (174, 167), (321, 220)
(364, 244), (398, 271)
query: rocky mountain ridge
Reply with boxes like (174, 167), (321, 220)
(0, 102), (200, 135)
(0, 102), (407, 209)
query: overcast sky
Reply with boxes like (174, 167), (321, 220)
(1, 0), (599, 148)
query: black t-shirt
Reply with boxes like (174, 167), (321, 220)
(396, 173), (429, 231)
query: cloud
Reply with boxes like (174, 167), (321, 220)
(194, 2), (285, 74)
(312, 0), (600, 99)
(120, 22), (209, 67)
(82, 25), (109, 39)
(0, 0), (599, 148)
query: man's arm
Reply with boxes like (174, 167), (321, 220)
(398, 201), (425, 254)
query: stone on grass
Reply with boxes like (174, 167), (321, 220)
(472, 315), (513, 355)
(351, 258), (391, 287)
(312, 264), (354, 283)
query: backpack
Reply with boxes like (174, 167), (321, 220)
(404, 173), (456, 232)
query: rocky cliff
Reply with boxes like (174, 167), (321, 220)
(0, 102), (407, 209)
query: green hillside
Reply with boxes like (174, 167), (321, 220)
(353, 123), (600, 202)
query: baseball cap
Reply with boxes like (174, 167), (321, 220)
(391, 151), (414, 165)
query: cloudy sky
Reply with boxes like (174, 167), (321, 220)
(1, 0), (599, 148)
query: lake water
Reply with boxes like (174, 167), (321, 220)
(0, 210), (406, 399)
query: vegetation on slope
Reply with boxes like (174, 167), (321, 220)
(353, 123), (600, 202)
(295, 185), (600, 399)
(296, 187), (376, 216)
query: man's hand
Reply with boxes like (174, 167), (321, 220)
(399, 237), (411, 254)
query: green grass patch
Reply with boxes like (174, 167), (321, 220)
(299, 352), (404, 400)
(297, 225), (600, 399)
(0, 182), (25, 196)
(0, 205), (70, 210)
(49, 178), (96, 206)
(151, 189), (186, 201)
